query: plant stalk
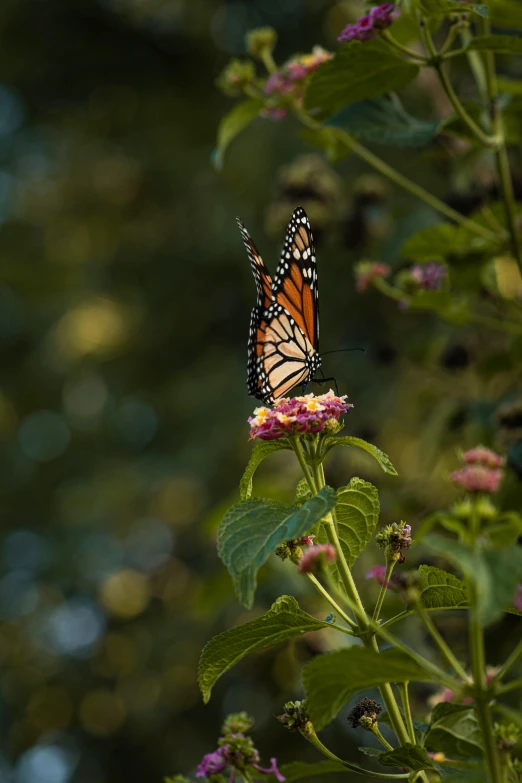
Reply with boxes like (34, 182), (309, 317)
(397, 682), (416, 745)
(373, 561), (395, 622)
(302, 727), (410, 779)
(416, 604), (472, 683)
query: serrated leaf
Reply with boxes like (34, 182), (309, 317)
(304, 40), (419, 116)
(214, 99), (263, 170)
(240, 440), (291, 500)
(218, 487), (337, 608)
(295, 477), (313, 507)
(316, 478), (380, 571)
(327, 95), (441, 147)
(425, 703), (483, 760)
(469, 34), (522, 53)
(303, 647), (439, 730)
(418, 565), (468, 610)
(324, 435), (398, 475)
(423, 535), (522, 625)
(198, 595), (333, 702)
(378, 743), (435, 772)
(270, 761), (346, 782)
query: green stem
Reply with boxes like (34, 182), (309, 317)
(467, 501), (502, 783)
(492, 637), (522, 685)
(303, 727), (409, 779)
(416, 604), (472, 683)
(305, 573), (357, 630)
(495, 679), (522, 697)
(480, 17), (522, 275)
(381, 30), (427, 62)
(459, 28), (488, 100)
(373, 561), (395, 622)
(293, 106), (496, 240)
(397, 682), (416, 744)
(372, 723), (395, 751)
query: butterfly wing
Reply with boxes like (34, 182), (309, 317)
(237, 217), (273, 397)
(271, 206), (319, 351)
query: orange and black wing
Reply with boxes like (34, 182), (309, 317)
(237, 216), (273, 397)
(270, 206), (319, 351)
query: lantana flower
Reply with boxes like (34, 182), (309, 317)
(248, 390), (353, 441)
(298, 543), (336, 573)
(338, 4), (399, 43)
(410, 263), (447, 291)
(261, 46), (333, 120)
(451, 445), (505, 494)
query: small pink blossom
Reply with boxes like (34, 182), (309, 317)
(248, 390), (353, 441)
(298, 543), (336, 573)
(451, 465), (503, 493)
(513, 585), (522, 613)
(365, 565), (389, 586)
(338, 4), (399, 43)
(300, 535), (315, 546)
(463, 446), (505, 469)
(355, 261), (390, 292)
(410, 263), (447, 290)
(197, 750), (227, 778)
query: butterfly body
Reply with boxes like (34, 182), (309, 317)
(237, 207), (322, 404)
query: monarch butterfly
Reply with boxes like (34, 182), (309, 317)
(237, 206), (326, 404)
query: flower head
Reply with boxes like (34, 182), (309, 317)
(365, 565), (390, 586)
(463, 446), (505, 469)
(196, 750), (227, 778)
(215, 59), (256, 96)
(410, 263), (447, 290)
(376, 521), (412, 563)
(278, 700), (312, 734)
(354, 261), (390, 292)
(298, 543), (336, 573)
(338, 4), (399, 43)
(347, 698), (382, 729)
(248, 390), (353, 441)
(222, 713), (254, 736)
(246, 27), (277, 59)
(451, 465), (503, 493)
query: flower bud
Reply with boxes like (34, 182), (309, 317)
(347, 698), (382, 729)
(215, 59), (256, 97)
(246, 27), (278, 59)
(375, 521), (412, 563)
(278, 700), (313, 734)
(222, 712), (254, 736)
(298, 544), (336, 573)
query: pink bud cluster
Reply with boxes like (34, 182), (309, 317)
(410, 263), (447, 290)
(338, 4), (399, 43)
(354, 261), (390, 293)
(248, 390), (353, 441)
(451, 445), (505, 494)
(298, 543), (336, 573)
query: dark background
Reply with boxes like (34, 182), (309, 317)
(0, 1), (521, 781)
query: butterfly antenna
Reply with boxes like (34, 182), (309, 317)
(320, 347), (365, 358)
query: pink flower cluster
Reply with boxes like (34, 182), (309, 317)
(248, 390), (353, 441)
(366, 564), (390, 587)
(451, 445), (505, 494)
(197, 744), (284, 782)
(354, 261), (390, 292)
(410, 263), (447, 291)
(338, 4), (399, 43)
(261, 46), (332, 121)
(298, 543), (336, 573)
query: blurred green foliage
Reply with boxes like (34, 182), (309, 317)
(0, 1), (521, 782)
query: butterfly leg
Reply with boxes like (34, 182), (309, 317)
(311, 376), (339, 396)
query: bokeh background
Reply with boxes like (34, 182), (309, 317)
(1, 1), (521, 781)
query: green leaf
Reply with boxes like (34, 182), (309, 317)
(425, 703), (483, 760)
(407, 291), (470, 326)
(327, 95), (441, 147)
(490, 0), (522, 30)
(300, 127), (351, 163)
(214, 99), (263, 170)
(401, 223), (497, 260)
(358, 746), (383, 757)
(434, 766), (484, 782)
(218, 487), (337, 608)
(423, 535), (522, 624)
(295, 477), (313, 507)
(198, 595), (333, 702)
(240, 439), (291, 500)
(304, 40), (419, 116)
(316, 478), (380, 571)
(270, 761), (346, 783)
(324, 435), (398, 475)
(469, 34), (522, 54)
(378, 743), (435, 772)
(303, 647), (439, 730)
(418, 565), (468, 610)
(416, 0), (487, 17)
